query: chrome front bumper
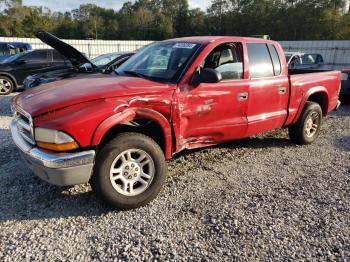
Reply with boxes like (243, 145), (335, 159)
(10, 119), (96, 186)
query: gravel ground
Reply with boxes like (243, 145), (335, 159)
(0, 93), (349, 261)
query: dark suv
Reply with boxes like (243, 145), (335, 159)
(0, 49), (71, 95)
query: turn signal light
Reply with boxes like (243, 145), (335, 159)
(37, 141), (79, 152)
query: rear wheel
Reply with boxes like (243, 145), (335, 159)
(289, 102), (323, 145)
(91, 132), (167, 210)
(0, 76), (14, 95)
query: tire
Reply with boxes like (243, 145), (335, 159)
(91, 132), (167, 210)
(0, 76), (14, 95)
(289, 101), (323, 145)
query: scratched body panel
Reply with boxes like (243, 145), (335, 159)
(173, 81), (249, 151)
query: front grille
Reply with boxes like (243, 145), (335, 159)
(13, 105), (35, 145)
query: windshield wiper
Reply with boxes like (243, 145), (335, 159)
(123, 70), (148, 79)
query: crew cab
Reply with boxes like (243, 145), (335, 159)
(10, 36), (341, 210)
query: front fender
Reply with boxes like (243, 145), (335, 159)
(92, 108), (173, 159)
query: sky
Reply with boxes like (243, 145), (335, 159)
(22, 0), (212, 12)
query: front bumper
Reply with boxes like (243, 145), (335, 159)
(10, 119), (96, 186)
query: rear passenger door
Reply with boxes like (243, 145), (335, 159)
(246, 43), (289, 136)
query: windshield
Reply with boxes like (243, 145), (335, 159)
(116, 42), (201, 83)
(2, 51), (29, 63)
(91, 53), (121, 67)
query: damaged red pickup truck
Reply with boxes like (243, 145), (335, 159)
(11, 36), (341, 209)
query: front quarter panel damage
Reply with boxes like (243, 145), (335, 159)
(34, 92), (174, 155)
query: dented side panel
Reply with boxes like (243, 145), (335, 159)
(171, 40), (250, 153)
(173, 81), (249, 152)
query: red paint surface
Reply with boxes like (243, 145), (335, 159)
(13, 37), (341, 159)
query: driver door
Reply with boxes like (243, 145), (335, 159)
(173, 42), (249, 151)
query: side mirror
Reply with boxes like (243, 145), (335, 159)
(190, 68), (222, 86)
(80, 63), (94, 72)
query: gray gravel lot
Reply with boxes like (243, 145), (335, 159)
(0, 93), (349, 261)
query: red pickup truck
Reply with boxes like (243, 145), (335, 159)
(11, 36), (341, 209)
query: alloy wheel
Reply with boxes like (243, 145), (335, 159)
(109, 149), (155, 196)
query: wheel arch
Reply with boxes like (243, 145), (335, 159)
(0, 72), (17, 88)
(92, 108), (173, 159)
(293, 86), (329, 124)
(307, 91), (329, 116)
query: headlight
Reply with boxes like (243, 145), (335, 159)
(34, 128), (79, 151)
(341, 73), (349, 81)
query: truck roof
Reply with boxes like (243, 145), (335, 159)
(164, 36), (277, 45)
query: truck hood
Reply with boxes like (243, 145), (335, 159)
(36, 31), (93, 68)
(14, 74), (175, 117)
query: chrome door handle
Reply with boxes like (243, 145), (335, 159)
(237, 92), (248, 101)
(278, 87), (286, 94)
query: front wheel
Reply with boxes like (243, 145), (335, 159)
(91, 132), (167, 210)
(289, 102), (323, 145)
(0, 76), (14, 95)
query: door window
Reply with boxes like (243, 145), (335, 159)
(202, 43), (244, 80)
(267, 44), (281, 75)
(25, 51), (48, 63)
(247, 43), (274, 78)
(52, 50), (66, 63)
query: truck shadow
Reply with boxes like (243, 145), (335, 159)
(0, 127), (115, 222)
(0, 178), (114, 222)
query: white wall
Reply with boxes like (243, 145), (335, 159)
(280, 40), (350, 70)
(2, 37), (350, 70)
(0, 37), (154, 58)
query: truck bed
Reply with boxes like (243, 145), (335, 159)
(285, 69), (341, 126)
